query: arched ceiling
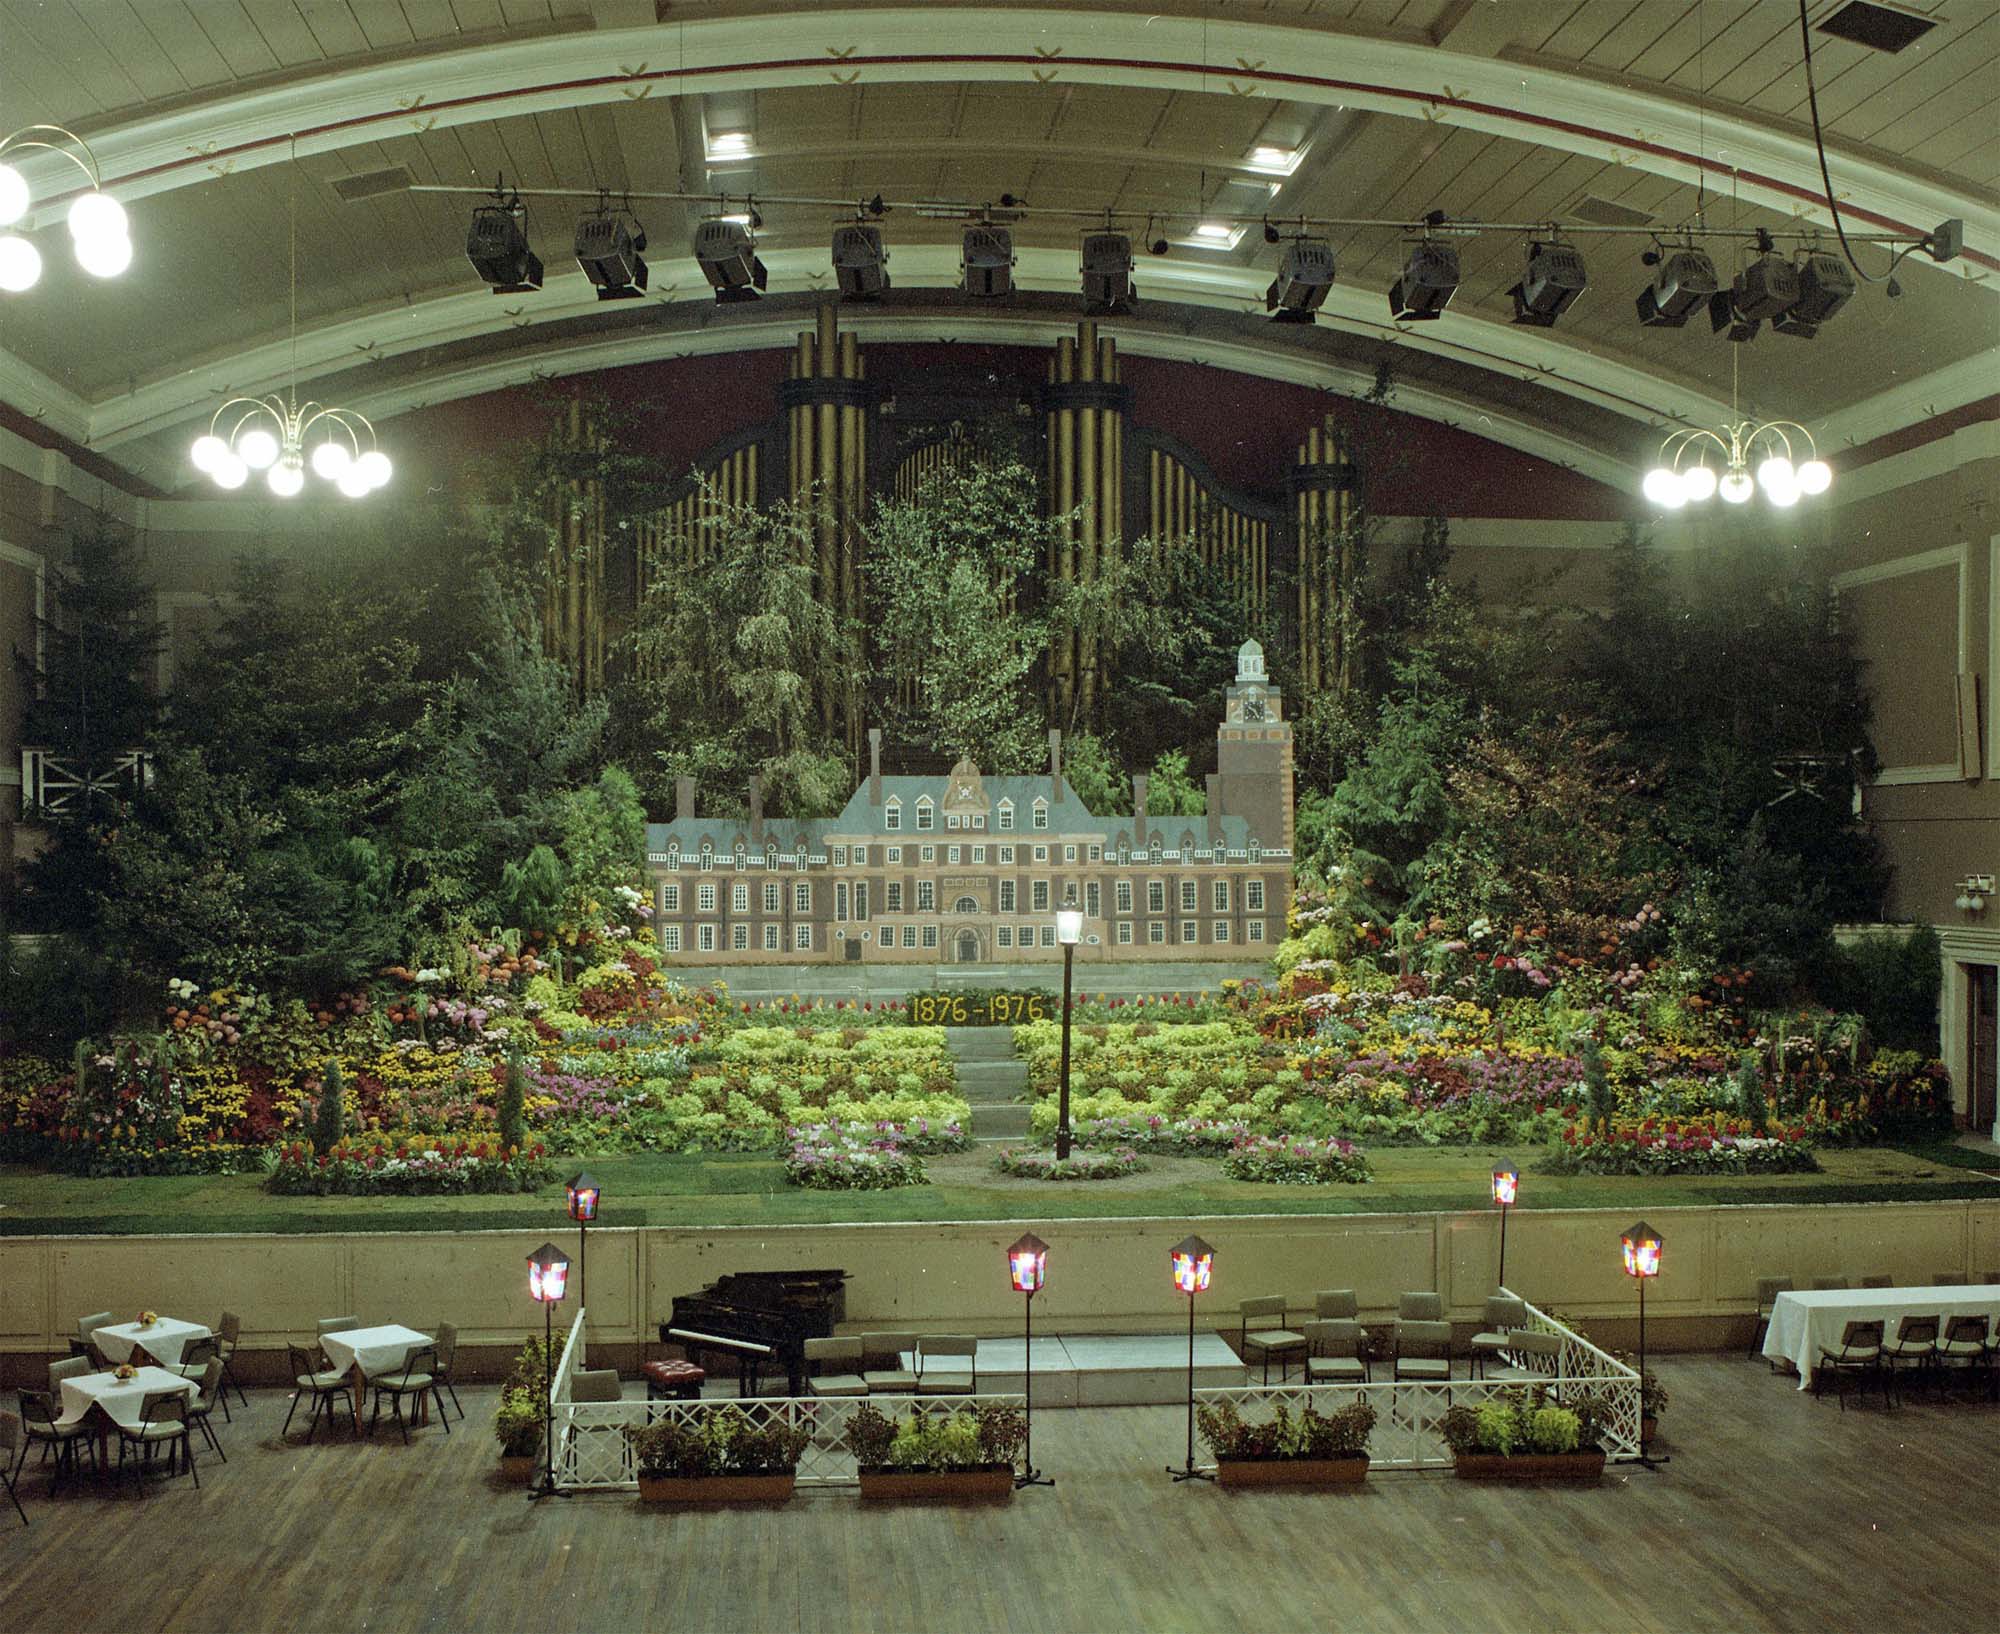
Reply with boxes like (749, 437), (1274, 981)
(0, 0), (1993, 494)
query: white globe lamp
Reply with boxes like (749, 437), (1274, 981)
(1641, 467), (1686, 509)
(1755, 455), (1795, 495)
(267, 456), (306, 498)
(1796, 459), (1832, 495)
(1680, 465), (1717, 502)
(67, 191), (128, 248)
(0, 162), (27, 227)
(211, 454), (249, 490)
(0, 233), (41, 292)
(309, 439), (352, 481)
(355, 449), (392, 490)
(73, 231), (131, 278)
(1719, 470), (1754, 504)
(190, 434), (229, 474)
(236, 426), (280, 470)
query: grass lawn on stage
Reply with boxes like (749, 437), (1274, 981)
(4, 1140), (1997, 1236)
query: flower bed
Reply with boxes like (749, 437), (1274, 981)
(1546, 1121), (1820, 1176)
(992, 1146), (1146, 1181)
(1222, 1134), (1373, 1185)
(267, 1134), (555, 1194)
(1067, 1115), (1251, 1155)
(783, 1123), (931, 1190)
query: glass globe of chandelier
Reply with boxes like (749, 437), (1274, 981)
(190, 145), (390, 500)
(191, 397), (390, 498)
(1640, 349), (1830, 511)
(0, 125), (135, 292)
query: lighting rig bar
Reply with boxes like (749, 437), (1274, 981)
(414, 182), (1950, 254)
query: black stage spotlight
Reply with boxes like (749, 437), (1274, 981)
(1509, 240), (1587, 326)
(1635, 245), (1717, 328)
(692, 218), (767, 302)
(1771, 252), (1854, 339)
(1081, 231), (1136, 314)
(831, 221), (889, 299)
(961, 223), (1017, 297)
(1265, 236), (1335, 323)
(575, 211), (647, 299)
(466, 204), (543, 293)
(1709, 251), (1798, 341)
(1388, 240), (1460, 321)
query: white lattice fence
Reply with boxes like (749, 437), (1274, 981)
(1191, 1294), (1640, 1471)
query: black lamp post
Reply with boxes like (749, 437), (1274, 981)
(1167, 1233), (1215, 1483)
(1620, 1220), (1667, 1470)
(527, 1241), (571, 1500)
(1008, 1231), (1053, 1489)
(1491, 1160), (1518, 1290)
(565, 1170), (600, 1313)
(1054, 893), (1082, 1159)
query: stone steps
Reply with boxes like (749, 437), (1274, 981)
(945, 1028), (1035, 1145)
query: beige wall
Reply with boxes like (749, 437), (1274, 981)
(7, 1199), (1997, 1383)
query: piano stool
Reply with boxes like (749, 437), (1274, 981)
(642, 1361), (707, 1402)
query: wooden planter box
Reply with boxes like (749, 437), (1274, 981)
(1217, 1455), (1369, 1488)
(858, 1464), (1014, 1501)
(637, 1472), (797, 1504)
(498, 1454), (537, 1484)
(1453, 1450), (1606, 1482)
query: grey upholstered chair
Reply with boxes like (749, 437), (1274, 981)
(916, 1336), (979, 1395)
(1469, 1294), (1529, 1378)
(369, 1344), (449, 1442)
(1814, 1319), (1884, 1413)
(859, 1333), (919, 1393)
(1313, 1289), (1359, 1320)
(282, 1342), (355, 1442)
(117, 1391), (196, 1493)
(1239, 1296), (1307, 1384)
(804, 1337), (867, 1397)
(1303, 1319), (1368, 1384)
(1392, 1319), (1453, 1384)
(1397, 1291), (1443, 1322)
(184, 1358), (227, 1461)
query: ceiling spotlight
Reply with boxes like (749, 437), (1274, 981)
(1509, 240), (1587, 327)
(1148, 237), (1169, 256)
(1265, 235), (1335, 324)
(961, 223), (1016, 298)
(466, 203), (543, 293)
(575, 211), (647, 299)
(1081, 230), (1136, 314)
(1710, 252), (1798, 342)
(1770, 252), (1854, 340)
(1388, 240), (1460, 321)
(831, 220), (890, 300)
(1634, 246), (1717, 328)
(692, 217), (766, 302)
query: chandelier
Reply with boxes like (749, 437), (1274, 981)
(189, 147), (390, 499)
(1641, 349), (1830, 510)
(0, 124), (134, 292)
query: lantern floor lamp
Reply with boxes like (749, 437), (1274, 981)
(1009, 1232), (1054, 1489)
(1054, 894), (1083, 1159)
(1492, 1160), (1519, 1291)
(527, 1242), (572, 1501)
(1168, 1234), (1216, 1483)
(1620, 1221), (1669, 1471)
(566, 1170), (601, 1319)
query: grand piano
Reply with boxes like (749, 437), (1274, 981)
(662, 1268), (848, 1397)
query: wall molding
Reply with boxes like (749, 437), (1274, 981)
(1836, 542), (1970, 788)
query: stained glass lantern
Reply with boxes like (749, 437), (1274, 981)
(1170, 1234), (1215, 1295)
(1009, 1232), (1050, 1294)
(1491, 1162), (1519, 1206)
(527, 1242), (571, 1302)
(1621, 1221), (1662, 1279)
(566, 1171), (601, 1222)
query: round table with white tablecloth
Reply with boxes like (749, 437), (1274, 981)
(57, 1365), (199, 1431)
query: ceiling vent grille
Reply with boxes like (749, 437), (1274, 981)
(1816, 2), (1938, 53)
(332, 167), (415, 203)
(1571, 196), (1655, 228)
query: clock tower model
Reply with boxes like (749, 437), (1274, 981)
(1215, 639), (1293, 857)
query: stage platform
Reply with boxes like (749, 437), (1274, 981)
(710, 1333), (1252, 1408)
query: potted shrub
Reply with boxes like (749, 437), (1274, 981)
(1441, 1390), (1606, 1481)
(494, 1387), (543, 1482)
(1638, 1367), (1668, 1447)
(1197, 1397), (1375, 1488)
(494, 1332), (558, 1482)
(847, 1401), (1024, 1500)
(624, 1406), (811, 1503)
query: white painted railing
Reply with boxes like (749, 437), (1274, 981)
(19, 748), (153, 814)
(1191, 1293), (1641, 1471)
(547, 1309), (1024, 1492)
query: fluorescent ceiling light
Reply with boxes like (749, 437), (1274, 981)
(707, 131), (752, 158)
(1181, 222), (1246, 250)
(1247, 144), (1302, 176)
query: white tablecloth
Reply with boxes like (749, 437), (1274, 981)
(57, 1366), (199, 1430)
(319, 1324), (432, 1380)
(93, 1316), (211, 1369)
(1763, 1285), (2000, 1387)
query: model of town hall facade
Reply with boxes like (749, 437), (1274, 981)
(644, 640), (1293, 964)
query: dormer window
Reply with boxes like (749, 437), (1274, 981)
(885, 799), (902, 831)
(667, 843), (680, 872)
(700, 842), (714, 871)
(765, 843), (779, 869)
(1149, 839), (1163, 864)
(1031, 799), (1048, 831)
(997, 800), (1015, 831)
(1249, 840), (1262, 864)
(734, 844), (747, 869)
(916, 797), (935, 831)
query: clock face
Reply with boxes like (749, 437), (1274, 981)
(954, 782), (976, 802)
(1241, 687), (1267, 722)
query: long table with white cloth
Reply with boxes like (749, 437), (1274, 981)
(1762, 1284), (2000, 1388)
